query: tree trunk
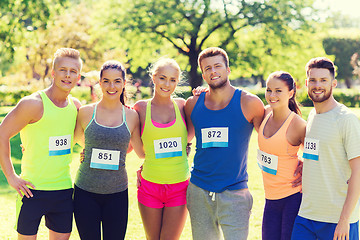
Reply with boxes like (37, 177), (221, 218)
(260, 76), (266, 88)
(188, 46), (202, 89)
(345, 77), (352, 89)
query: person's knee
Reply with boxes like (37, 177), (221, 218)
(48, 230), (71, 240)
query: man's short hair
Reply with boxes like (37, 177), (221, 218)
(198, 47), (229, 72)
(305, 57), (335, 78)
(52, 48), (82, 70)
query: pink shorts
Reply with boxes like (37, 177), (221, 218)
(137, 175), (189, 209)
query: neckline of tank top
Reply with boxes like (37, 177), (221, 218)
(262, 111), (292, 139)
(201, 89), (239, 112)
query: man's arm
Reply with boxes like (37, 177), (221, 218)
(333, 157), (360, 240)
(241, 91), (265, 132)
(0, 97), (42, 198)
(184, 96), (198, 142)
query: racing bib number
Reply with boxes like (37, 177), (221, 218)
(154, 137), (182, 159)
(90, 148), (120, 170)
(257, 149), (278, 175)
(303, 138), (319, 161)
(49, 135), (71, 156)
(201, 127), (228, 148)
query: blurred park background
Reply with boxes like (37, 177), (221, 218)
(1, 0), (360, 239)
(1, 0), (360, 105)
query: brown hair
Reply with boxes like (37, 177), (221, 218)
(267, 71), (301, 115)
(305, 57), (335, 78)
(198, 47), (229, 72)
(100, 60), (127, 105)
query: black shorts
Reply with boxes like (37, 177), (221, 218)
(16, 188), (73, 235)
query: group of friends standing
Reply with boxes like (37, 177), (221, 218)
(0, 46), (359, 240)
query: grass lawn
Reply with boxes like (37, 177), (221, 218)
(1, 106), (360, 239)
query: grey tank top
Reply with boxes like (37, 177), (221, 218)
(75, 104), (131, 194)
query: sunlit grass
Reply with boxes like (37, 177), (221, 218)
(1, 106), (360, 239)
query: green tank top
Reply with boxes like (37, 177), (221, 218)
(20, 90), (77, 190)
(141, 100), (189, 184)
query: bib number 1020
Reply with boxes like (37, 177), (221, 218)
(159, 140), (178, 149)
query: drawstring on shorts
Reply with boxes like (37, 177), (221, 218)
(209, 191), (216, 201)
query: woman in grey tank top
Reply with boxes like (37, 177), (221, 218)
(73, 61), (144, 240)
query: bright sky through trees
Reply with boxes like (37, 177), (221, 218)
(315, 0), (360, 18)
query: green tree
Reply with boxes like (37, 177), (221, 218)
(0, 0), (66, 75)
(323, 37), (360, 88)
(230, 24), (327, 87)
(12, 3), (112, 88)
(104, 0), (316, 89)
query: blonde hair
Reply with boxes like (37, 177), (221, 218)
(52, 48), (82, 70)
(148, 58), (181, 80)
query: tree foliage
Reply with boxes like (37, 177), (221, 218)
(105, 0), (316, 88)
(323, 37), (360, 88)
(0, 0), (67, 75)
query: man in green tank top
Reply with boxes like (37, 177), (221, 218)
(0, 48), (82, 240)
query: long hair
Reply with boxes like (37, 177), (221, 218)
(100, 60), (127, 105)
(267, 71), (301, 115)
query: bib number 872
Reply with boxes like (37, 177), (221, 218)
(207, 131), (221, 138)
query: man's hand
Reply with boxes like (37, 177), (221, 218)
(80, 148), (85, 163)
(186, 143), (192, 157)
(8, 174), (35, 198)
(292, 160), (303, 187)
(333, 218), (350, 240)
(192, 87), (208, 96)
(136, 166), (143, 188)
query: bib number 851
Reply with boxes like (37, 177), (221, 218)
(98, 152), (113, 161)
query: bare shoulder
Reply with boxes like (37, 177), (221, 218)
(287, 113), (307, 145)
(125, 106), (139, 119)
(0, 92), (43, 132)
(71, 97), (82, 110)
(241, 90), (264, 106)
(174, 98), (185, 107)
(290, 113), (307, 130)
(184, 95), (199, 111)
(15, 92), (43, 116)
(78, 103), (96, 118)
(264, 105), (272, 116)
(133, 100), (148, 113)
(241, 90), (264, 116)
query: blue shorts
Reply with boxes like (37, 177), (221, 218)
(291, 215), (359, 240)
(16, 189), (73, 235)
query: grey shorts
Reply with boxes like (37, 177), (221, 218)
(187, 182), (253, 240)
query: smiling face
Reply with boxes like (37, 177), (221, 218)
(306, 68), (336, 103)
(265, 77), (294, 110)
(99, 68), (125, 100)
(200, 55), (230, 90)
(51, 57), (81, 92)
(152, 65), (180, 97)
